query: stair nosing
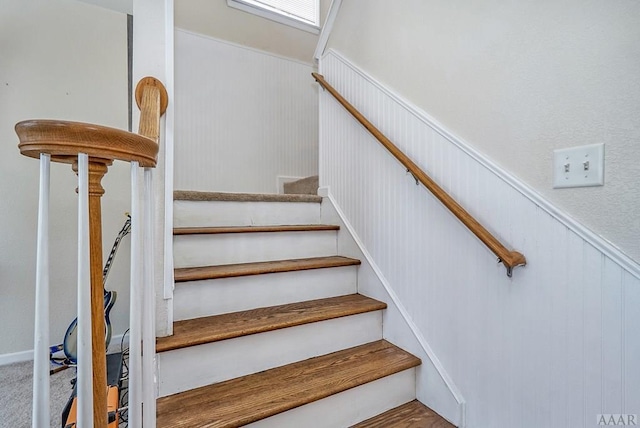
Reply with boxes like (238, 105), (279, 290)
(174, 190), (322, 203)
(174, 256), (361, 283)
(156, 294), (386, 353)
(173, 224), (339, 235)
(156, 340), (421, 428)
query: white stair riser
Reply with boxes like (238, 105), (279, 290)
(174, 266), (358, 321)
(247, 369), (417, 428)
(173, 231), (338, 268)
(174, 200), (321, 228)
(157, 311), (382, 397)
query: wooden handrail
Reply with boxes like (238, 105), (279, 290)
(312, 72), (526, 277)
(136, 76), (168, 143)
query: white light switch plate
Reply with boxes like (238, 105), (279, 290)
(553, 143), (604, 188)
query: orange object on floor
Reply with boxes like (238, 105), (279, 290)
(63, 386), (119, 428)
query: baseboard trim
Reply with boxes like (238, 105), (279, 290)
(319, 186), (466, 427)
(321, 48), (640, 280)
(0, 333), (130, 366)
(0, 349), (33, 366)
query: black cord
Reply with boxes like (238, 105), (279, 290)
(120, 328), (129, 353)
(118, 328), (130, 427)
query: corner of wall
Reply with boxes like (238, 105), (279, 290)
(313, 0), (343, 61)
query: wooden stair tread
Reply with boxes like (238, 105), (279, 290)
(351, 400), (456, 428)
(174, 256), (361, 282)
(174, 224), (339, 235)
(174, 190), (322, 203)
(156, 340), (421, 428)
(156, 294), (386, 352)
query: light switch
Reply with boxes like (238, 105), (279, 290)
(553, 143), (604, 188)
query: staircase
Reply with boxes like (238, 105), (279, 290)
(156, 190), (454, 427)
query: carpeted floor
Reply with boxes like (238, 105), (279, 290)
(283, 175), (319, 196)
(0, 360), (76, 428)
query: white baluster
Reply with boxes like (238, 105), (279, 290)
(32, 153), (50, 428)
(129, 161), (142, 428)
(142, 167), (157, 427)
(76, 153), (93, 427)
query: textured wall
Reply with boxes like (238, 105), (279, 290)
(0, 0), (130, 356)
(174, 30), (318, 194)
(320, 50), (640, 428)
(326, 0), (640, 263)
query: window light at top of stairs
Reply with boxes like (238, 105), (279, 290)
(227, 0), (320, 34)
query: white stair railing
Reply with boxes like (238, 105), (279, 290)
(32, 153), (51, 428)
(17, 76), (168, 428)
(129, 161), (143, 428)
(76, 153), (94, 427)
(128, 164), (158, 427)
(142, 167), (157, 427)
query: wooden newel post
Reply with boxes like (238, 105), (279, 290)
(73, 160), (111, 427)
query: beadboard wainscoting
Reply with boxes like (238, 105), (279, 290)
(319, 50), (640, 428)
(174, 29), (318, 193)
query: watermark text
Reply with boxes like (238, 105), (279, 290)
(597, 414), (637, 426)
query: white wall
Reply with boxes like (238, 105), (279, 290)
(175, 0), (331, 64)
(174, 30), (318, 194)
(326, 0), (640, 263)
(319, 50), (640, 428)
(0, 0), (130, 357)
